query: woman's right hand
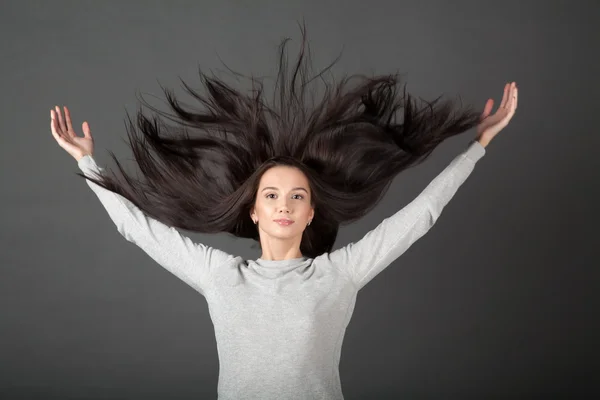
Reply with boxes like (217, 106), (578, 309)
(50, 105), (94, 161)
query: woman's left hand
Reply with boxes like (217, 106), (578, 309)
(476, 81), (518, 148)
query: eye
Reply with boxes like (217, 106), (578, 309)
(265, 193), (304, 199)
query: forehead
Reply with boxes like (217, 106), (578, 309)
(259, 166), (308, 185)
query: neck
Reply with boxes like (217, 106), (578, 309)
(257, 231), (303, 261)
(259, 249), (303, 261)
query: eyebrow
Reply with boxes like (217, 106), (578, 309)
(261, 186), (308, 194)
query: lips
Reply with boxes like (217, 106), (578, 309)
(274, 219), (294, 225)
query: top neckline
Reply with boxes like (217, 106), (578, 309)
(254, 256), (310, 268)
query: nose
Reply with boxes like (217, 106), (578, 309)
(277, 204), (291, 213)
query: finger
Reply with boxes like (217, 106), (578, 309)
(507, 82), (517, 110)
(82, 121), (92, 139)
(50, 118), (70, 149)
(513, 86), (518, 110)
(480, 98), (494, 120)
(55, 105), (68, 136)
(505, 86), (513, 109)
(50, 111), (61, 139)
(484, 98), (494, 115)
(509, 82), (517, 108)
(499, 83), (509, 109)
(50, 110), (64, 137)
(64, 106), (74, 133)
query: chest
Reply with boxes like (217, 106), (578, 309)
(207, 262), (356, 336)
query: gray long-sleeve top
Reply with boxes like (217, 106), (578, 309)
(77, 139), (486, 399)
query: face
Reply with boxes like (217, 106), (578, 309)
(251, 165), (315, 239)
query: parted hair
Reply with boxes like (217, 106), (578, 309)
(77, 23), (483, 258)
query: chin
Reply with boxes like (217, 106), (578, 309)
(268, 227), (302, 238)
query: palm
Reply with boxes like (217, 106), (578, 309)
(67, 131), (93, 154)
(477, 82), (518, 143)
(50, 105), (94, 160)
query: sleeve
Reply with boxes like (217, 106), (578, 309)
(327, 140), (486, 291)
(77, 154), (234, 296)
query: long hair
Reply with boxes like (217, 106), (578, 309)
(76, 23), (483, 259)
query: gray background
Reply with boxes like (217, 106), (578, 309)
(1, 0), (598, 399)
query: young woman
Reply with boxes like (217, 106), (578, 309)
(50, 27), (517, 400)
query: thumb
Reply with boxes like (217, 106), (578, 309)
(82, 121), (92, 139)
(480, 98), (494, 121)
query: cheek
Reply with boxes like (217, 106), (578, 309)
(302, 204), (313, 218)
(256, 202), (272, 215)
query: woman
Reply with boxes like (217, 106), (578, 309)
(49, 27), (517, 400)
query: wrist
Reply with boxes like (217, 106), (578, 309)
(476, 137), (489, 148)
(75, 152), (92, 162)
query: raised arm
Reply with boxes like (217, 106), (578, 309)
(51, 105), (232, 296)
(327, 140), (486, 291)
(77, 155), (233, 296)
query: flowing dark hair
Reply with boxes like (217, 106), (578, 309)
(77, 23), (483, 259)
